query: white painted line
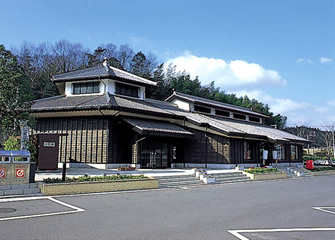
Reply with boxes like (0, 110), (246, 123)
(0, 196), (85, 221)
(313, 207), (335, 215)
(0, 196), (50, 203)
(228, 206), (335, 239)
(48, 197), (85, 212)
(228, 228), (335, 240)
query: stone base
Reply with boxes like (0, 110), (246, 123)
(38, 178), (159, 196)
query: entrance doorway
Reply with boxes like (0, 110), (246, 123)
(140, 141), (169, 168)
(37, 134), (59, 170)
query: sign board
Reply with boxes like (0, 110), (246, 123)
(44, 142), (56, 147)
(0, 169), (6, 178)
(15, 169), (25, 178)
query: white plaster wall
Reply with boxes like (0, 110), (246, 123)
(172, 99), (190, 111)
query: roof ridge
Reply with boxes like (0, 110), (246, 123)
(171, 91), (268, 117)
(33, 94), (65, 102)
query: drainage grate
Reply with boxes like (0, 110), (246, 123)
(0, 208), (16, 214)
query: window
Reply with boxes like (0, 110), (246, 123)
(115, 83), (139, 98)
(291, 145), (298, 160)
(73, 82), (100, 94)
(244, 141), (251, 160)
(194, 105), (211, 113)
(233, 113), (246, 120)
(274, 144), (285, 160)
(249, 116), (260, 123)
(215, 109), (230, 117)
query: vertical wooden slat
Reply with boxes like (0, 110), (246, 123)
(96, 118), (99, 163)
(84, 118), (88, 163)
(90, 118), (93, 163)
(64, 118), (68, 163)
(80, 118), (83, 163)
(59, 119), (63, 162)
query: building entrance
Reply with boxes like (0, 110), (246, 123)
(139, 141), (169, 168)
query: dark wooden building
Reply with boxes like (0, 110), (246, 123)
(31, 60), (308, 170)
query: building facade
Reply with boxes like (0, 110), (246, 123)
(31, 60), (308, 170)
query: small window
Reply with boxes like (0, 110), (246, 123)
(249, 116), (260, 123)
(194, 105), (211, 113)
(115, 83), (139, 98)
(233, 113), (246, 120)
(72, 82), (100, 94)
(215, 109), (230, 117)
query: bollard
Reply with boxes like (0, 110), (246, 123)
(62, 163), (66, 182)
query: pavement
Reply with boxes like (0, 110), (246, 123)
(1, 175), (335, 240)
(35, 167), (237, 182)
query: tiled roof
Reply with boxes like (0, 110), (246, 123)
(150, 100), (307, 142)
(52, 64), (157, 87)
(31, 94), (308, 143)
(122, 117), (194, 136)
(208, 116), (308, 142)
(166, 91), (268, 118)
(31, 94), (113, 110)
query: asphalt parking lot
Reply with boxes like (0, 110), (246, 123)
(0, 175), (334, 240)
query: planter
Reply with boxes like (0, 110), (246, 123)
(243, 171), (287, 180)
(195, 170), (207, 178)
(38, 177), (159, 196)
(190, 168), (200, 174)
(200, 174), (209, 181)
(117, 167), (136, 171)
(235, 166), (244, 171)
(305, 169), (335, 176)
(203, 177), (215, 184)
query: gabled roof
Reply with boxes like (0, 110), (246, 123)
(52, 61), (157, 87)
(122, 117), (194, 137)
(165, 91), (269, 118)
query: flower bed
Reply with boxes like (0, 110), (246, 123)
(39, 174), (159, 195)
(243, 167), (286, 181)
(305, 167), (335, 176)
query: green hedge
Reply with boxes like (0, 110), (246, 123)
(310, 167), (335, 172)
(244, 168), (279, 174)
(303, 155), (335, 161)
(43, 174), (147, 183)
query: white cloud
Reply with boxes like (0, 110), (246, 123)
(328, 100), (335, 106)
(231, 89), (331, 126)
(165, 52), (287, 89)
(320, 57), (332, 64)
(297, 58), (314, 64)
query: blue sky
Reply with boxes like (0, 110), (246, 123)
(1, 0), (334, 127)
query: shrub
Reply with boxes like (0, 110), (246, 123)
(43, 174), (147, 183)
(244, 167), (279, 174)
(3, 136), (20, 150)
(310, 167), (335, 172)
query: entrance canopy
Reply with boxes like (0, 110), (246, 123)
(122, 117), (194, 138)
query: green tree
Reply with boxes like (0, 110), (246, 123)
(0, 45), (33, 141)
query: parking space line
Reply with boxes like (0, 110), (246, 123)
(313, 207), (335, 215)
(228, 228), (335, 240)
(228, 206), (335, 239)
(0, 196), (85, 222)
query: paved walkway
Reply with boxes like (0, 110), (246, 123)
(35, 168), (237, 182)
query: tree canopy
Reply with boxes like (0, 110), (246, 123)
(0, 44), (33, 139)
(5, 40), (288, 132)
